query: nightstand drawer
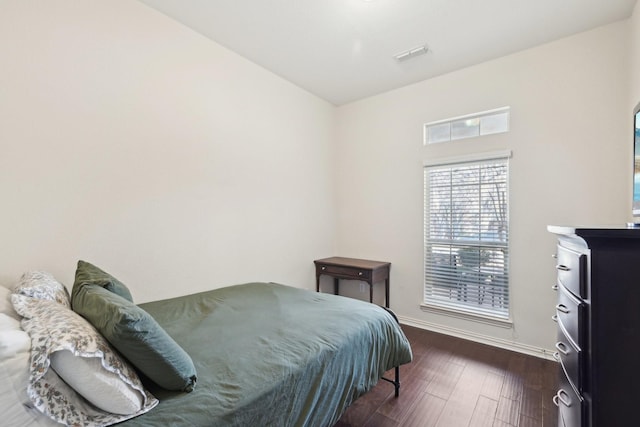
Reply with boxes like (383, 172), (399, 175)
(319, 265), (371, 280)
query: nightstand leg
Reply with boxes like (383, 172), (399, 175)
(334, 277), (339, 295)
(385, 278), (389, 308)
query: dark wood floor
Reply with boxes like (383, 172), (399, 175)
(336, 324), (558, 427)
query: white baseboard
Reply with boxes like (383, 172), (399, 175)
(398, 315), (557, 361)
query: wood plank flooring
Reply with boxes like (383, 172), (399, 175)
(336, 325), (558, 427)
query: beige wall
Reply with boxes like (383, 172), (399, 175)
(0, 1), (635, 354)
(334, 22), (630, 353)
(0, 1), (336, 302)
(632, 2), (640, 107)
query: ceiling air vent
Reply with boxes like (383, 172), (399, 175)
(393, 45), (428, 62)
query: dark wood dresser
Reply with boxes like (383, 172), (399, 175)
(548, 226), (640, 427)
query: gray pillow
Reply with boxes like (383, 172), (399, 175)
(74, 260), (134, 302)
(72, 283), (197, 392)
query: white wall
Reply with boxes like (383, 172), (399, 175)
(0, 1), (336, 302)
(334, 22), (630, 353)
(0, 0), (634, 355)
(631, 2), (640, 106)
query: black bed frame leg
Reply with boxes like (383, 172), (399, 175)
(381, 360), (401, 397)
(381, 306), (402, 397)
(394, 366), (400, 397)
(380, 365), (401, 397)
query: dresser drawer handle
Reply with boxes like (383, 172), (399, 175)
(321, 266), (326, 270)
(551, 314), (558, 323)
(556, 264), (570, 272)
(358, 272), (363, 276)
(555, 342), (571, 356)
(555, 304), (570, 314)
(553, 389), (572, 408)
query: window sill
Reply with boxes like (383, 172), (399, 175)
(420, 303), (513, 329)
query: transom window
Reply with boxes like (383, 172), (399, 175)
(423, 152), (510, 319)
(424, 107), (510, 145)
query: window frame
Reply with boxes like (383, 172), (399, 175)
(422, 150), (512, 325)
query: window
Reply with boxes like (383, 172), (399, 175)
(424, 107), (510, 145)
(423, 152), (510, 320)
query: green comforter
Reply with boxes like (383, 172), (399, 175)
(121, 282), (412, 427)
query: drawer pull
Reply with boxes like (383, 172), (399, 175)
(358, 272), (363, 276)
(551, 284), (558, 291)
(556, 264), (570, 272)
(553, 389), (572, 408)
(321, 266), (326, 270)
(552, 351), (560, 362)
(551, 314), (558, 323)
(555, 304), (570, 314)
(555, 342), (571, 356)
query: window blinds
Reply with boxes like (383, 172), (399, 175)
(424, 156), (509, 319)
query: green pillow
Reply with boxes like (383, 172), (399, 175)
(72, 284), (197, 392)
(74, 260), (134, 302)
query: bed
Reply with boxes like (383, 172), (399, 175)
(0, 264), (412, 427)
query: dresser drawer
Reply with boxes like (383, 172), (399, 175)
(317, 265), (371, 280)
(555, 327), (583, 394)
(556, 245), (587, 299)
(555, 284), (586, 350)
(555, 366), (585, 427)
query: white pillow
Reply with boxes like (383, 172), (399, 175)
(0, 312), (31, 380)
(50, 351), (144, 415)
(0, 352), (35, 423)
(0, 286), (20, 320)
(0, 313), (21, 331)
(1, 349), (30, 399)
(0, 317), (56, 427)
(11, 294), (158, 426)
(0, 330), (31, 359)
(0, 312), (32, 411)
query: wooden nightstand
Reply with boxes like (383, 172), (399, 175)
(314, 257), (391, 307)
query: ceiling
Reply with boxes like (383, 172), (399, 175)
(138, 0), (638, 106)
